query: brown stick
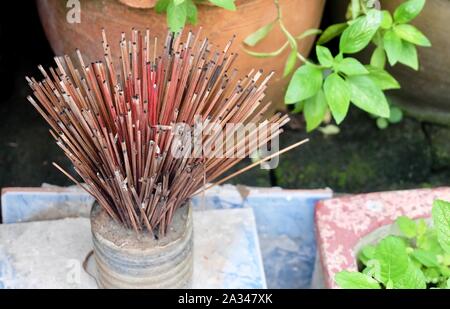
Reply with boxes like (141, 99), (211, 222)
(199, 139), (309, 193)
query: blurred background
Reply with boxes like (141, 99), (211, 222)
(0, 0), (448, 193)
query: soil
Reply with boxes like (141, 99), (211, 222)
(90, 202), (191, 250)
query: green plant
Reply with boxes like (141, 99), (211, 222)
(335, 199), (450, 289)
(244, 0), (430, 132)
(154, 0), (236, 32)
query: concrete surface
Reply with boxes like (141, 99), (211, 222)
(1, 184), (332, 288)
(0, 208), (266, 289)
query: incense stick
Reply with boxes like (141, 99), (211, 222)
(26, 29), (303, 237)
(199, 139), (309, 192)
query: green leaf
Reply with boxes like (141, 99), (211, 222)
(423, 267), (441, 283)
(370, 46), (386, 69)
(393, 264), (427, 289)
(317, 23), (348, 45)
(174, 0), (185, 5)
(336, 57), (369, 76)
(389, 107), (403, 124)
(283, 50), (297, 77)
(377, 118), (389, 130)
(297, 28), (322, 40)
(440, 265), (450, 277)
(285, 65), (323, 104)
(383, 30), (403, 66)
(339, 9), (381, 54)
(394, 0), (426, 24)
(350, 0), (361, 20)
(359, 245), (376, 266)
(186, 0), (198, 24)
(394, 24), (431, 47)
(366, 66), (400, 90)
(335, 271), (381, 289)
(208, 0), (236, 11)
(380, 10), (393, 30)
(318, 124), (340, 135)
(442, 253), (450, 266)
(418, 231), (444, 254)
(348, 75), (390, 118)
(412, 249), (440, 267)
(374, 236), (409, 284)
(304, 90), (328, 132)
(243, 21), (275, 47)
(334, 53), (344, 63)
(293, 101), (304, 113)
(396, 216), (417, 238)
(432, 199), (450, 254)
(398, 41), (419, 70)
(417, 219), (428, 236)
(365, 259), (383, 282)
(155, 0), (170, 13)
(386, 280), (394, 289)
(324, 73), (350, 124)
(167, 0), (187, 32)
(316, 46), (334, 67)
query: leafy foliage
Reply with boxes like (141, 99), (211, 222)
(244, 0), (430, 132)
(336, 199), (450, 289)
(155, 0), (236, 32)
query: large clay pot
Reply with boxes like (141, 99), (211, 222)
(36, 0), (325, 110)
(382, 0), (450, 125)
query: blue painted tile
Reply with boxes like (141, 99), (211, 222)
(1, 189), (94, 224)
(193, 208), (266, 289)
(243, 189), (332, 288)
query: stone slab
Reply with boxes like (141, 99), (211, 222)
(1, 184), (332, 288)
(0, 208), (266, 289)
(1, 187), (94, 223)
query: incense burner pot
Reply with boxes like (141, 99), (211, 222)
(90, 201), (193, 289)
(36, 0), (325, 111)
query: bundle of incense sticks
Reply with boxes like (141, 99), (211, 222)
(26, 29), (290, 236)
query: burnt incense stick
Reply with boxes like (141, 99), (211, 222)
(26, 29), (305, 236)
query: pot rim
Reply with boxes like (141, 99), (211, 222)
(91, 201), (193, 253)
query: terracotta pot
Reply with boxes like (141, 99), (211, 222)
(36, 0), (325, 110)
(118, 0), (157, 9)
(330, 0), (450, 125)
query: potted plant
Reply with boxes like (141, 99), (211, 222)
(335, 199), (450, 289)
(245, 0), (431, 131)
(328, 0), (450, 126)
(36, 0), (325, 106)
(314, 187), (450, 288)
